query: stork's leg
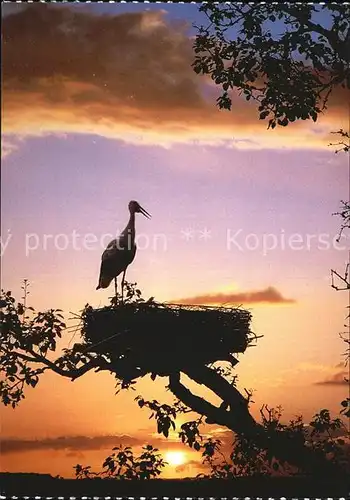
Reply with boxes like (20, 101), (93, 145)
(114, 277), (118, 302)
(121, 269), (126, 304)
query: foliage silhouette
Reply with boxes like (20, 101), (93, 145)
(329, 129), (350, 418)
(0, 290), (65, 407)
(193, 4), (349, 128)
(329, 129), (350, 154)
(74, 445), (166, 480)
(0, 284), (348, 479)
(73, 405), (349, 482)
(198, 406), (349, 479)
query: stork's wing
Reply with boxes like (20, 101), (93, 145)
(101, 239), (118, 261)
(96, 239), (137, 289)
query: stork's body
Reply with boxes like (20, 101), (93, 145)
(96, 200), (151, 299)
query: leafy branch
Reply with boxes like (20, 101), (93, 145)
(74, 444), (166, 480)
(0, 289), (101, 407)
(193, 4), (349, 127)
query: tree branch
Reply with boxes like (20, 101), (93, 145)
(331, 267), (350, 291)
(282, 5), (345, 55)
(168, 372), (239, 430)
(184, 364), (257, 434)
(12, 352), (42, 364)
(169, 369), (345, 477)
(26, 349), (99, 380)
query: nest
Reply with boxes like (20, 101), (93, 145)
(81, 301), (255, 378)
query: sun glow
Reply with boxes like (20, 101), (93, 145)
(165, 451), (186, 467)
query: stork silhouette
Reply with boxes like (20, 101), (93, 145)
(96, 200), (151, 302)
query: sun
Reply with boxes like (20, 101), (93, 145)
(165, 450), (186, 467)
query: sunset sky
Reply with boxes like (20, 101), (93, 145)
(1, 3), (349, 478)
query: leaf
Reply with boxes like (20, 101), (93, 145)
(17, 304), (25, 315)
(310, 110), (317, 122)
(259, 110), (269, 120)
(194, 441), (201, 451)
(277, 117), (288, 126)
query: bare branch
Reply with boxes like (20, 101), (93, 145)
(331, 266), (350, 291)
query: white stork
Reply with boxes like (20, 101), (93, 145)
(96, 200), (151, 301)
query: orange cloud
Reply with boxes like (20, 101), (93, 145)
(314, 371), (349, 386)
(173, 286), (295, 306)
(2, 4), (349, 153)
(175, 459), (208, 475)
(1, 434), (142, 455)
(1, 433), (192, 456)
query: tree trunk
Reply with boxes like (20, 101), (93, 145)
(169, 366), (346, 477)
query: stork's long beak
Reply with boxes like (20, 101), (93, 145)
(139, 205), (151, 219)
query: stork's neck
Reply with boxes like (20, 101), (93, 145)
(123, 211), (135, 236)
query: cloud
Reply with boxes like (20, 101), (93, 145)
(297, 362), (342, 373)
(1, 434), (144, 455)
(335, 362), (346, 368)
(1, 137), (21, 158)
(2, 4), (349, 154)
(65, 450), (85, 459)
(314, 371), (349, 386)
(175, 459), (208, 475)
(173, 286), (295, 306)
(1, 432), (192, 456)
